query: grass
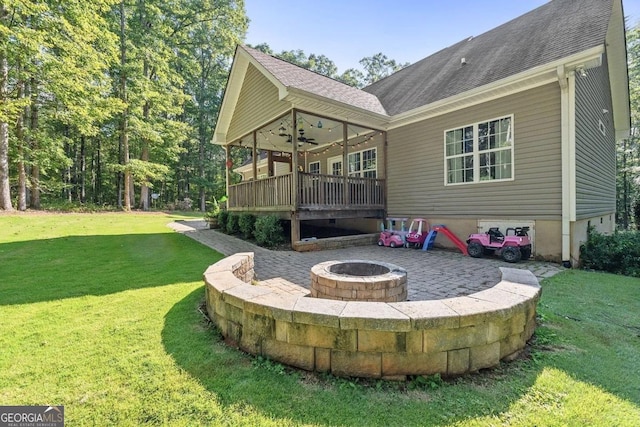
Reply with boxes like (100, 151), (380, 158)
(1, 212), (639, 426)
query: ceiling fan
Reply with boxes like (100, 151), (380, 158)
(284, 129), (318, 145)
(279, 121), (318, 146)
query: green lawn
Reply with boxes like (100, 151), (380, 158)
(1, 213), (639, 426)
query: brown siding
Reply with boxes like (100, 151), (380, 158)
(574, 57), (616, 219)
(386, 83), (562, 219)
(227, 64), (289, 142)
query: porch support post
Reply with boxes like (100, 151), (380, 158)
(342, 121), (349, 205)
(224, 144), (231, 210)
(252, 131), (257, 207)
(290, 108), (300, 244)
(267, 150), (273, 176)
(383, 130), (388, 216)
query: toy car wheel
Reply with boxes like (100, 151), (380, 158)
(521, 247), (532, 260)
(501, 246), (522, 263)
(377, 239), (384, 246)
(467, 242), (484, 258)
(390, 241), (397, 248)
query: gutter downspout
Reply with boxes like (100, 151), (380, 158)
(558, 65), (576, 267)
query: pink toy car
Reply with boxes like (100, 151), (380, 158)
(378, 217), (408, 248)
(405, 218), (430, 248)
(466, 227), (532, 263)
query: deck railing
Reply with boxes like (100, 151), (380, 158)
(228, 173), (293, 209)
(228, 172), (385, 210)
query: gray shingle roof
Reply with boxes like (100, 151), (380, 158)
(242, 45), (388, 115)
(363, 0), (613, 115)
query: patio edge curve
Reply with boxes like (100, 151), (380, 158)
(203, 252), (541, 379)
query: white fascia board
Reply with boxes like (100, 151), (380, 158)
(212, 50), (248, 146)
(285, 88), (390, 130)
(387, 46), (605, 130)
(212, 46), (290, 146)
(238, 47), (289, 101)
(607, 0), (631, 139)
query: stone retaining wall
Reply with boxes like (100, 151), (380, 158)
(203, 252), (541, 379)
(292, 234), (379, 252)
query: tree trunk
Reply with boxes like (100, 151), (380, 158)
(622, 137), (629, 229)
(94, 138), (101, 204)
(80, 135), (86, 203)
(16, 77), (27, 211)
(139, 99), (150, 211)
(139, 141), (149, 210)
(29, 78), (40, 209)
(0, 33), (13, 211)
(197, 61), (207, 212)
(139, 28), (150, 211)
(119, 1), (131, 211)
(64, 140), (72, 202)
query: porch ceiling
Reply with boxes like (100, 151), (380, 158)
(232, 111), (383, 155)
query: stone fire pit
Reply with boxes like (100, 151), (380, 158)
(203, 252), (542, 379)
(310, 260), (407, 302)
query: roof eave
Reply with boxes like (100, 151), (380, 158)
(607, 0), (631, 140)
(387, 46), (606, 129)
(212, 46), (289, 146)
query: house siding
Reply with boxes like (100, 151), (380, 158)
(227, 64), (290, 142)
(302, 138), (386, 178)
(574, 57), (616, 219)
(386, 83), (562, 219)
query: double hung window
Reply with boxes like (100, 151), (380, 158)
(348, 148), (377, 178)
(445, 116), (513, 185)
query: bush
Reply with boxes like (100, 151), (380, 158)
(238, 213), (256, 239)
(225, 212), (240, 234)
(580, 228), (640, 277)
(254, 215), (285, 248)
(217, 210), (229, 231)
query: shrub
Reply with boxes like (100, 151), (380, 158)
(254, 215), (284, 248)
(580, 228), (640, 277)
(238, 213), (256, 239)
(225, 212), (240, 234)
(217, 210), (229, 232)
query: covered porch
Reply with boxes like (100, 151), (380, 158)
(212, 46), (392, 247)
(222, 108), (387, 244)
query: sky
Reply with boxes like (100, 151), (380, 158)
(244, 0), (640, 73)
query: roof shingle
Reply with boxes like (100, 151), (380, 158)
(363, 0), (613, 115)
(243, 45), (388, 115)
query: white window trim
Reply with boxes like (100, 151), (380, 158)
(308, 161), (320, 174)
(327, 156), (343, 176)
(348, 147), (377, 177)
(443, 115), (515, 186)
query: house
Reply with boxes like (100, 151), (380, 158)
(212, 0), (630, 266)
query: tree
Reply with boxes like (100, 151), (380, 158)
(359, 52), (409, 86)
(0, 4), (11, 210)
(0, 0), (119, 210)
(337, 68), (365, 88)
(247, 43), (407, 89)
(617, 23), (640, 228)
